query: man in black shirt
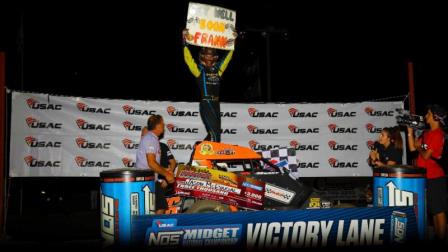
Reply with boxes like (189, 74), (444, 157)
(158, 142), (177, 187)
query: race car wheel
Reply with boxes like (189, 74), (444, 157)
(185, 200), (231, 213)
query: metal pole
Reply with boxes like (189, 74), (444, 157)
(243, 27), (287, 102)
(256, 56), (262, 100)
(407, 61), (416, 114)
(0, 52), (6, 234)
(18, 11), (25, 90)
(19, 180), (23, 217)
(407, 60), (416, 166)
(265, 33), (272, 102)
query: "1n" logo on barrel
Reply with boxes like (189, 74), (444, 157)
(386, 181), (414, 206)
(143, 185), (156, 215)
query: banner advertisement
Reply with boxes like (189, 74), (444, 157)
(130, 206), (418, 248)
(9, 91), (404, 177)
(175, 165), (265, 210)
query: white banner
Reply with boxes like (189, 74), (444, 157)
(9, 91), (404, 177)
(185, 2), (237, 50)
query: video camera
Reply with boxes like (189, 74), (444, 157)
(395, 109), (425, 129)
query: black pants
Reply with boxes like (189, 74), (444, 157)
(199, 99), (221, 142)
(155, 181), (168, 211)
(427, 177), (448, 215)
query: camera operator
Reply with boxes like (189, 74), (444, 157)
(407, 104), (447, 241)
(368, 126), (403, 167)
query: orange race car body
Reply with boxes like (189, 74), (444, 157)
(165, 141), (332, 214)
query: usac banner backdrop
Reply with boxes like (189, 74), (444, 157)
(9, 91), (403, 177)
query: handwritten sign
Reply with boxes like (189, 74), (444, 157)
(185, 2), (236, 50)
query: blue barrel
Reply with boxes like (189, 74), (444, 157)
(100, 168), (155, 246)
(373, 165), (426, 240)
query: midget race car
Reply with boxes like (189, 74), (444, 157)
(163, 141), (350, 214)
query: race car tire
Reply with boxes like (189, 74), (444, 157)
(185, 200), (231, 213)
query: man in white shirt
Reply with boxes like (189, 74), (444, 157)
(136, 115), (174, 214)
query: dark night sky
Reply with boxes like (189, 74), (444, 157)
(1, 1), (448, 114)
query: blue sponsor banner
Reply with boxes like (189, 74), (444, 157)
(144, 218), (243, 247)
(131, 207), (418, 249)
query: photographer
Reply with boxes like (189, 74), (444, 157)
(368, 126), (403, 167)
(407, 104), (447, 241)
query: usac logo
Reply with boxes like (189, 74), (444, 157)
(26, 98), (62, 110)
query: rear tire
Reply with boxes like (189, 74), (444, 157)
(185, 200), (231, 213)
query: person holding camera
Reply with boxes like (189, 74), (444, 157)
(368, 126), (403, 167)
(407, 104), (447, 241)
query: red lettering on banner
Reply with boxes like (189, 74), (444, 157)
(194, 32), (201, 44)
(191, 32), (228, 48)
(201, 33), (208, 44)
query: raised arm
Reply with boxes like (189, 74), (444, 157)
(218, 50), (233, 77)
(182, 29), (200, 77)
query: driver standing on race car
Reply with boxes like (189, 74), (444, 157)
(182, 28), (237, 142)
